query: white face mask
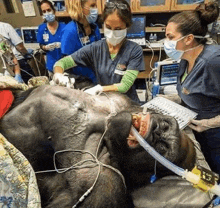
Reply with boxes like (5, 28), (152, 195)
(164, 35), (203, 61)
(104, 26), (127, 46)
(164, 36), (185, 61)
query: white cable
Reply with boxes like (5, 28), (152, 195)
(35, 100), (126, 208)
(158, 44), (162, 62)
(145, 39), (155, 71)
(145, 39), (156, 98)
(35, 92), (127, 208)
(147, 68), (157, 97)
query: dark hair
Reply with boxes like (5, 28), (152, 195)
(168, 1), (219, 44)
(102, 0), (132, 27)
(39, 0), (56, 13)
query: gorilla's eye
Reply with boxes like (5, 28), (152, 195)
(160, 120), (169, 131)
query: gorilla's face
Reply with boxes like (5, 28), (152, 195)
(128, 112), (181, 162)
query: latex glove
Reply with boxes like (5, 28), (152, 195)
(188, 119), (212, 132)
(84, 84), (103, 95)
(45, 43), (57, 51)
(55, 42), (61, 48)
(53, 73), (75, 88)
(53, 73), (69, 86)
(14, 74), (24, 83)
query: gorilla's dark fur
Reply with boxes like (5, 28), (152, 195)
(0, 85), (196, 207)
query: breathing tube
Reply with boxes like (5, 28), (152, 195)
(131, 126), (220, 197)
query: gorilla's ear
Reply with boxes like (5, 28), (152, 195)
(105, 112), (132, 147)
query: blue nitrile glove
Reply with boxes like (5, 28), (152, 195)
(14, 74), (24, 83)
(213, 196), (220, 207)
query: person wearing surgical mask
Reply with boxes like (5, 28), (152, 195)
(53, 0), (144, 103)
(37, 0), (66, 78)
(163, 2), (220, 175)
(60, 0), (101, 84)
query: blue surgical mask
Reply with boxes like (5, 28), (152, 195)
(43, 12), (55, 23)
(164, 36), (185, 61)
(86, 8), (98, 24)
(164, 35), (204, 61)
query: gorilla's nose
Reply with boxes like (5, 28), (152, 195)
(151, 114), (179, 141)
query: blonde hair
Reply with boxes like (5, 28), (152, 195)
(65, 0), (87, 21)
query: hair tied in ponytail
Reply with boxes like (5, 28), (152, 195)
(196, 2), (219, 26)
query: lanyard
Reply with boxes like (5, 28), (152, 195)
(76, 22), (90, 47)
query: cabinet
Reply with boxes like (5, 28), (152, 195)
(101, 0), (209, 13)
(55, 0), (210, 17)
(171, 0), (209, 12)
(131, 0), (170, 13)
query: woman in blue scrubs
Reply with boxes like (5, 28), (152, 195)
(164, 2), (220, 174)
(53, 0), (144, 103)
(37, 0), (66, 78)
(61, 0), (101, 83)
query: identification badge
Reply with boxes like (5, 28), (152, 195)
(81, 36), (90, 45)
(114, 69), (126, 75)
(43, 33), (49, 42)
(114, 63), (127, 75)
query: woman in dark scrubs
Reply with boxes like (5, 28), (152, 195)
(164, 2), (220, 174)
(53, 0), (144, 103)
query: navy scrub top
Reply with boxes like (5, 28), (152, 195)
(71, 39), (145, 102)
(61, 21), (101, 83)
(177, 44), (220, 120)
(177, 44), (220, 148)
(37, 22), (66, 72)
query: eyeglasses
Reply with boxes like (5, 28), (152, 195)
(105, 2), (128, 10)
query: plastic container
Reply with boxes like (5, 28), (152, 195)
(153, 33), (157, 42)
(149, 33), (154, 43)
(152, 80), (160, 98)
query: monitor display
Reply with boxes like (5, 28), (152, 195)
(22, 27), (38, 44)
(127, 16), (146, 39)
(159, 63), (179, 86)
(21, 27), (39, 50)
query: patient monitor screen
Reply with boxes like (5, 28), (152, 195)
(159, 63), (179, 86)
(22, 29), (38, 43)
(127, 16), (146, 38)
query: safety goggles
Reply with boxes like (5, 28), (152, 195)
(105, 2), (128, 10)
